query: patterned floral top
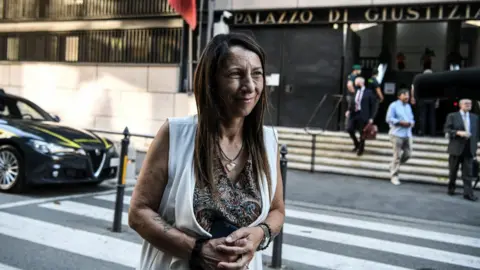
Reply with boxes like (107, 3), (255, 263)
(193, 154), (262, 232)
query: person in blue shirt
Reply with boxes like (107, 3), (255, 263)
(386, 89), (415, 185)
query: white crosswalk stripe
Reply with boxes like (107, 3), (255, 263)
(0, 263), (23, 270)
(284, 223), (480, 268)
(35, 200), (413, 270)
(94, 194), (480, 248)
(0, 192), (479, 270)
(0, 211), (140, 268)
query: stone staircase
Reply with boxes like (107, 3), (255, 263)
(276, 127), (480, 188)
(113, 125), (478, 189)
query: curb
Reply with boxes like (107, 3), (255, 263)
(104, 177), (137, 187)
(263, 262), (290, 270)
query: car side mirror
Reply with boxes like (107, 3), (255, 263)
(51, 114), (60, 122)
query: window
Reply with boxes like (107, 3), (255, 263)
(0, 97), (49, 121)
(65, 36), (79, 62)
(2, 0), (174, 20)
(0, 28), (182, 63)
(64, 0), (84, 4)
(16, 100), (47, 121)
(7, 37), (19, 61)
(0, 102), (11, 118)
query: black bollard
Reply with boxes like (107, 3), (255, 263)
(271, 144), (288, 269)
(112, 127), (130, 233)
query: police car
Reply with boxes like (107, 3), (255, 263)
(0, 90), (119, 193)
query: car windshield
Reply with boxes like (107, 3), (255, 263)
(0, 96), (50, 121)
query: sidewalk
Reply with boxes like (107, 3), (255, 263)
(285, 170), (480, 227)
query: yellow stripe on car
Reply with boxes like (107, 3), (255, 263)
(73, 138), (112, 149)
(73, 138), (101, 144)
(100, 137), (112, 149)
(33, 127), (81, 149)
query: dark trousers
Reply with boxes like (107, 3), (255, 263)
(417, 100), (436, 136)
(344, 95), (354, 130)
(347, 112), (366, 150)
(448, 142), (475, 196)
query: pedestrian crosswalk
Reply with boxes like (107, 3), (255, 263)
(0, 263), (22, 270)
(0, 190), (479, 270)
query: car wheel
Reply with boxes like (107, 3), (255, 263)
(0, 145), (25, 193)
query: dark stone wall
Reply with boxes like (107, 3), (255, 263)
(232, 26), (344, 129)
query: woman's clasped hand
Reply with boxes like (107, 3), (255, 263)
(198, 227), (265, 270)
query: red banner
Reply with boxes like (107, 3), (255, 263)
(168, 0), (197, 30)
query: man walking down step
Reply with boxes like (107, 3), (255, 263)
(346, 77), (378, 156)
(386, 89), (415, 186)
(444, 99), (478, 202)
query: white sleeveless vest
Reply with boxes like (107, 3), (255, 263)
(137, 115), (278, 270)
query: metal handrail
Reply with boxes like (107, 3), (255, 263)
(303, 94), (328, 134)
(304, 94), (345, 135)
(302, 93), (345, 173)
(87, 128), (154, 139)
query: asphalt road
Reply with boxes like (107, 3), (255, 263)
(0, 172), (478, 270)
(285, 170), (480, 227)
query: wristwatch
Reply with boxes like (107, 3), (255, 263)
(256, 223), (272, 251)
(189, 238), (209, 269)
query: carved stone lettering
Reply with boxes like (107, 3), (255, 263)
(425, 6), (432, 19)
(474, 7), (480, 19)
(382, 7), (388, 20)
(231, 3), (479, 25)
(365, 8), (379, 21)
(289, 11), (299, 23)
(329, 9), (341, 22)
(300, 11), (314, 23)
(255, 13), (264, 24)
(391, 7), (403, 21)
(244, 14), (253, 24)
(233, 13), (244, 24)
(265, 13), (276, 24)
(406, 7), (420, 20)
(343, 9), (349, 22)
(438, 6), (444, 19)
(448, 5), (460, 19)
(278, 12), (287, 23)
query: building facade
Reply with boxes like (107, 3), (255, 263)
(0, 0), (479, 139)
(0, 0), (197, 142)
(215, 0), (480, 134)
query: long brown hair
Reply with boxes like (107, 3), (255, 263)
(193, 32), (272, 196)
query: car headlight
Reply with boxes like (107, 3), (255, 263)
(31, 140), (86, 155)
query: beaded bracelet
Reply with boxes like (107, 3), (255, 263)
(256, 222), (272, 251)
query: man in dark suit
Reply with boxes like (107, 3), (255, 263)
(346, 77), (378, 156)
(444, 99), (478, 201)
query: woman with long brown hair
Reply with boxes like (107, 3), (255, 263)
(128, 32), (285, 270)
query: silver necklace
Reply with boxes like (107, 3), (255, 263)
(218, 142), (244, 172)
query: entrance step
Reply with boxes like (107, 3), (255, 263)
(276, 127), (479, 188)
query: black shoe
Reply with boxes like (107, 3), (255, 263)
(447, 190), (455, 196)
(464, 194), (478, 201)
(352, 144), (359, 152)
(357, 148), (364, 156)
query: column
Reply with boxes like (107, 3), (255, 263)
(471, 28), (480, 67)
(380, 22), (397, 69)
(445, 21), (462, 70)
